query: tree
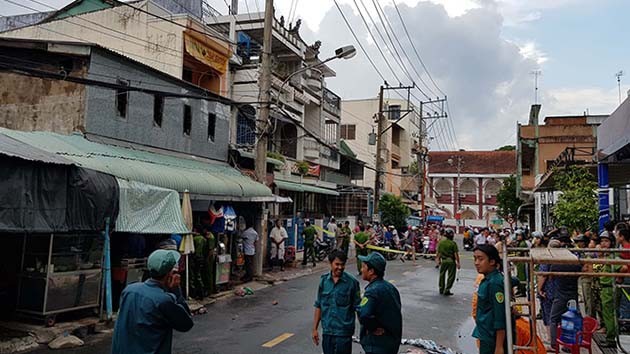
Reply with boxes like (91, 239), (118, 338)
(552, 166), (598, 233)
(379, 194), (410, 230)
(496, 145), (516, 151)
(496, 175), (523, 220)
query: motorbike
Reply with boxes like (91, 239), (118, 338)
(375, 238), (399, 261)
(463, 236), (474, 251)
(315, 236), (335, 261)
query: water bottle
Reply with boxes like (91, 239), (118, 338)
(560, 300), (583, 344)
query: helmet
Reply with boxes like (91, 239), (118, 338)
(532, 231), (544, 238)
(411, 226), (418, 231)
(389, 225), (395, 229)
(444, 228), (455, 237)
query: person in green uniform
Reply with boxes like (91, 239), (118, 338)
(312, 250), (361, 354)
(302, 221), (317, 267)
(472, 244), (507, 354)
(357, 252), (402, 354)
(437, 228), (460, 296)
(191, 232), (208, 299)
(340, 221), (352, 258)
(515, 231), (528, 296)
(203, 229), (217, 295)
(353, 229), (370, 275)
(598, 231), (619, 348)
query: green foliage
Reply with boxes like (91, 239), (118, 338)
(552, 166), (598, 233)
(496, 175), (523, 220)
(379, 194), (410, 230)
(496, 145), (516, 151)
(407, 161), (419, 174)
(296, 161), (309, 176)
(266, 151), (285, 163)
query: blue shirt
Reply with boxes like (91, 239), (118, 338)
(241, 227), (258, 256)
(112, 279), (194, 354)
(358, 278), (402, 354)
(314, 271), (361, 336)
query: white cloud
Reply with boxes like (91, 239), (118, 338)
(515, 41), (548, 65)
(541, 85), (627, 118)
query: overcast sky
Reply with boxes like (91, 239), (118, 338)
(2, 0), (629, 151)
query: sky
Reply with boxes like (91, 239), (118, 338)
(2, 0), (629, 151)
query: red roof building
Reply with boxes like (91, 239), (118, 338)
(426, 150), (516, 228)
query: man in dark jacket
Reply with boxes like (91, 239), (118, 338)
(357, 252), (402, 354)
(112, 249), (194, 354)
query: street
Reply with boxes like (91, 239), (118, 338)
(28, 244), (478, 354)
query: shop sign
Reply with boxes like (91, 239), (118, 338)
(184, 33), (228, 74)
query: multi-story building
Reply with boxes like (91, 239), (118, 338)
(209, 12), (346, 219)
(517, 104), (607, 229)
(340, 97), (421, 208)
(427, 150), (516, 229)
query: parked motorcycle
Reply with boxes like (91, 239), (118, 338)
(315, 236), (335, 261)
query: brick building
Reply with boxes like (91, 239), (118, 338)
(427, 150), (517, 228)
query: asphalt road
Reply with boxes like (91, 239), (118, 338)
(28, 244), (479, 354)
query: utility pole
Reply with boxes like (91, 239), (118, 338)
(616, 70), (624, 105)
(373, 85), (386, 217)
(254, 0), (273, 277)
(230, 0), (238, 14)
(531, 70), (542, 104)
(255, 0), (273, 183)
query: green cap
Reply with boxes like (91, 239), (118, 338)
(358, 252), (386, 274)
(147, 249), (181, 277)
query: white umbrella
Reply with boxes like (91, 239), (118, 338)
(180, 190), (195, 298)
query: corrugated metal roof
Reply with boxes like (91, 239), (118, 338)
(275, 179), (339, 196)
(0, 129), (271, 198)
(0, 133), (73, 165)
(236, 149), (285, 167)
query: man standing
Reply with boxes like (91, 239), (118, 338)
(203, 229), (217, 295)
(302, 221), (317, 267)
(437, 228), (460, 295)
(354, 229), (370, 275)
(597, 231), (619, 348)
(327, 217), (338, 236)
(112, 249), (193, 354)
(312, 250), (361, 354)
(270, 219), (288, 271)
(474, 228), (488, 247)
(357, 252), (402, 354)
(241, 220), (259, 282)
(339, 221), (352, 257)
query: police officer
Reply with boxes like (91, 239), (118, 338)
(357, 252), (402, 354)
(472, 244), (506, 354)
(302, 221), (317, 267)
(598, 231), (618, 348)
(437, 228), (460, 295)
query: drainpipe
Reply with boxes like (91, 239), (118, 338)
(598, 163), (610, 232)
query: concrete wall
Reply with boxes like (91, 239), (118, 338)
(1, 1), (185, 78)
(0, 12), (52, 32)
(84, 49), (230, 161)
(0, 57), (87, 134)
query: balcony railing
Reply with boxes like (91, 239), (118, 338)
(322, 88), (341, 117)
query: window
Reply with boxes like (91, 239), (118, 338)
(183, 105), (192, 136)
(207, 113), (216, 142)
(340, 124), (356, 140)
(115, 80), (129, 118)
(153, 95), (164, 127)
(388, 105), (401, 120)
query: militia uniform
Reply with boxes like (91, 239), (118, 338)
(302, 224), (317, 266)
(354, 231), (369, 274)
(357, 253), (402, 354)
(437, 236), (458, 295)
(473, 268), (507, 354)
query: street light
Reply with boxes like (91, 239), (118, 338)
(277, 45), (356, 101)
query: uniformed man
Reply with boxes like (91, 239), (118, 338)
(203, 229), (217, 295)
(339, 221), (352, 257)
(302, 221), (317, 267)
(437, 228), (460, 296)
(312, 250), (361, 354)
(191, 232), (208, 299)
(353, 229), (370, 275)
(357, 252), (402, 354)
(597, 231), (619, 348)
(472, 244), (507, 354)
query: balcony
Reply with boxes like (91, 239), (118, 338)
(303, 137), (320, 159)
(391, 143), (401, 159)
(322, 88), (341, 118)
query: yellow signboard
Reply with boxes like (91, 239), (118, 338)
(184, 33), (229, 74)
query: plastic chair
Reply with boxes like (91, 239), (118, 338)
(555, 316), (599, 354)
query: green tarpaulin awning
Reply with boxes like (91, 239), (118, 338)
(0, 128), (271, 200)
(275, 179), (339, 196)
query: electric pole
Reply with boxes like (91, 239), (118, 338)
(373, 85), (386, 217)
(616, 70), (624, 105)
(531, 70), (542, 104)
(253, 0), (273, 277)
(255, 0), (273, 183)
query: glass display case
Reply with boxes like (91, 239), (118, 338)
(17, 233), (103, 325)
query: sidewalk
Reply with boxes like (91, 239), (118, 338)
(0, 260), (332, 353)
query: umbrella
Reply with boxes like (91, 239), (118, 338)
(180, 190), (195, 298)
